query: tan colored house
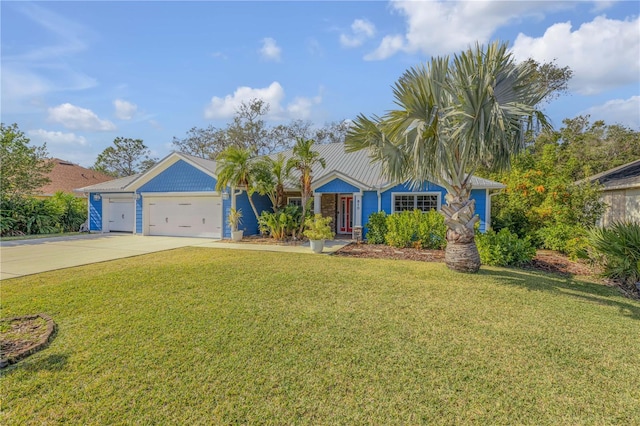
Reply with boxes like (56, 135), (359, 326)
(586, 159), (640, 226)
(36, 159), (114, 198)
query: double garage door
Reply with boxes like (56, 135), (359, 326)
(146, 196), (222, 238)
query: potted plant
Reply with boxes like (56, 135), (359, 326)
(303, 214), (335, 253)
(228, 208), (243, 241)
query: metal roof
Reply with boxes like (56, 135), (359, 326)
(584, 158), (640, 191)
(276, 142), (505, 190)
(75, 173), (141, 193)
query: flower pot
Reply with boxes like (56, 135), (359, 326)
(231, 230), (244, 242)
(310, 239), (324, 254)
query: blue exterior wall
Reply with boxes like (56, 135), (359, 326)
(138, 160), (217, 192)
(89, 194), (102, 231)
(359, 182), (490, 239)
(380, 182), (448, 214)
(135, 197), (143, 234)
(361, 190), (378, 238)
(227, 191), (272, 237)
(470, 189), (487, 232)
(315, 178), (360, 194)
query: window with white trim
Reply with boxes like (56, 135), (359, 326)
(393, 193), (439, 213)
(287, 197), (302, 207)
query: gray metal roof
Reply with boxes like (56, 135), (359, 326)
(75, 173), (140, 193)
(275, 142), (505, 190)
(178, 152), (217, 174)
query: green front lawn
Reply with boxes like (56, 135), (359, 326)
(2, 248), (639, 424)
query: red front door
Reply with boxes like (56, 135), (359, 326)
(339, 196), (353, 233)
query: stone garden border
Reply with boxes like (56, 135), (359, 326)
(0, 313), (57, 368)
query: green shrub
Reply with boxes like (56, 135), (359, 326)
(536, 223), (587, 254)
(588, 221), (640, 286)
(476, 229), (536, 267)
(385, 211), (416, 248)
(258, 204), (302, 240)
(384, 210), (447, 249)
(415, 209), (447, 249)
(365, 212), (387, 244)
(49, 191), (87, 232)
(303, 214), (335, 240)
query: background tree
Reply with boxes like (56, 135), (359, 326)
(286, 138), (326, 234)
(172, 100), (350, 159)
(346, 42), (551, 273)
(93, 137), (158, 177)
(171, 125), (227, 159)
(1, 123), (53, 199)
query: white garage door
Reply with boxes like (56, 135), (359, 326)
(107, 199), (135, 232)
(147, 196), (222, 238)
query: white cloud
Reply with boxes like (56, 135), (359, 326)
(582, 96), (640, 130)
(48, 103), (116, 131)
(205, 82), (286, 119)
(365, 0), (570, 60)
(113, 99), (138, 120)
(287, 93), (323, 120)
(511, 15), (640, 95)
(259, 37), (282, 61)
(364, 35), (405, 61)
(340, 18), (376, 48)
(28, 129), (88, 146)
(204, 82), (323, 121)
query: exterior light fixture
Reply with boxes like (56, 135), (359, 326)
(221, 190), (230, 200)
(93, 194), (101, 201)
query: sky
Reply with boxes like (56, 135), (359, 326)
(2, 0), (639, 168)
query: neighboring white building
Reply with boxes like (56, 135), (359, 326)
(586, 159), (640, 226)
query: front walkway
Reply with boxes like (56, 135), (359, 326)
(0, 234), (350, 280)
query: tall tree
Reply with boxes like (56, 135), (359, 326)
(215, 146), (260, 220)
(0, 123), (53, 199)
(286, 138), (326, 233)
(345, 42), (550, 273)
(226, 99), (273, 155)
(93, 137), (158, 177)
(171, 125), (226, 159)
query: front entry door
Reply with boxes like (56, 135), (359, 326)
(339, 195), (353, 234)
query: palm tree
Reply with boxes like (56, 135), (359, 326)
(286, 138), (326, 234)
(254, 153), (288, 212)
(345, 42), (550, 273)
(215, 146), (260, 220)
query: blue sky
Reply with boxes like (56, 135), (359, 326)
(2, 1), (639, 167)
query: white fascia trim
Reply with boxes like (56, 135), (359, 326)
(311, 170), (370, 192)
(390, 191), (442, 213)
(140, 191), (222, 198)
(125, 152), (218, 191)
(99, 192), (136, 199)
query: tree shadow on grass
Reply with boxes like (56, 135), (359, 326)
(0, 353), (69, 377)
(479, 267), (640, 321)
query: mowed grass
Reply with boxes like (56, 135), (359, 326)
(2, 248), (640, 425)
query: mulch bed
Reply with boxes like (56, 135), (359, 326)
(0, 314), (57, 368)
(334, 243), (595, 277)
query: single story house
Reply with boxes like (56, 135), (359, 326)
(36, 158), (114, 198)
(76, 143), (505, 239)
(585, 159), (640, 227)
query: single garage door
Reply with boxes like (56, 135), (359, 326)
(107, 199), (135, 232)
(147, 196), (222, 238)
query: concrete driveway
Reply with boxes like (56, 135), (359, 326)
(0, 234), (350, 280)
(0, 234), (217, 280)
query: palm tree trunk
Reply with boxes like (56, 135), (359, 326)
(441, 186), (481, 273)
(245, 191), (260, 224)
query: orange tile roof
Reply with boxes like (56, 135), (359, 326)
(36, 159), (116, 197)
